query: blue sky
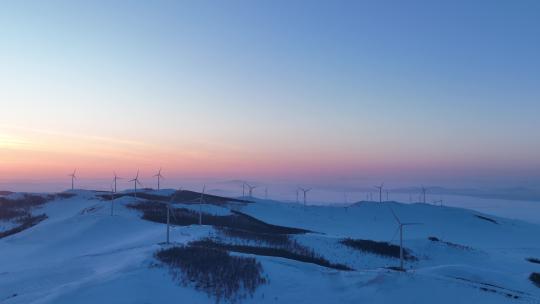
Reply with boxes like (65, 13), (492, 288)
(0, 0), (539, 190)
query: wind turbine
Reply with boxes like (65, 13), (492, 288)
(245, 183), (257, 197)
(242, 182), (246, 199)
(296, 188), (299, 204)
(129, 170), (142, 200)
(421, 186), (427, 204)
(249, 185), (257, 197)
(265, 187), (268, 199)
(110, 185), (115, 216)
(199, 185), (206, 225)
(299, 187), (311, 207)
(112, 172), (122, 193)
(374, 183), (384, 203)
(153, 168), (164, 191)
(388, 207), (422, 271)
(68, 169), (77, 190)
(165, 188), (182, 244)
(386, 190), (389, 201)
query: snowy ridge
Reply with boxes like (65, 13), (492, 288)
(0, 190), (539, 303)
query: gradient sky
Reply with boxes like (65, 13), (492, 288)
(1, 0), (539, 192)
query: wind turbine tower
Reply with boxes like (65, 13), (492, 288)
(166, 195), (171, 243)
(374, 183), (384, 203)
(389, 207), (422, 271)
(112, 172), (122, 193)
(129, 170), (142, 200)
(165, 188), (181, 244)
(110, 185), (115, 216)
(69, 169), (77, 190)
(299, 187), (311, 207)
(421, 186), (427, 204)
(154, 168), (164, 191)
(199, 185), (206, 225)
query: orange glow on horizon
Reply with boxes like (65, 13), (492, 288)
(1, 126), (537, 189)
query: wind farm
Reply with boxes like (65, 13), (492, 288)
(2, 180), (540, 304)
(1, 1), (539, 303)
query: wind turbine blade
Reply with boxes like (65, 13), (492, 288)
(389, 226), (400, 244)
(387, 206), (401, 224)
(169, 188), (180, 203)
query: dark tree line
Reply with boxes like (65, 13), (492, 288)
(156, 246), (267, 303)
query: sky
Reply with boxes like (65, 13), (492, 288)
(0, 0), (539, 194)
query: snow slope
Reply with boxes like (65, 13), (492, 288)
(0, 190), (539, 303)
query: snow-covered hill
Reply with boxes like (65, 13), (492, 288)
(1, 190), (539, 303)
